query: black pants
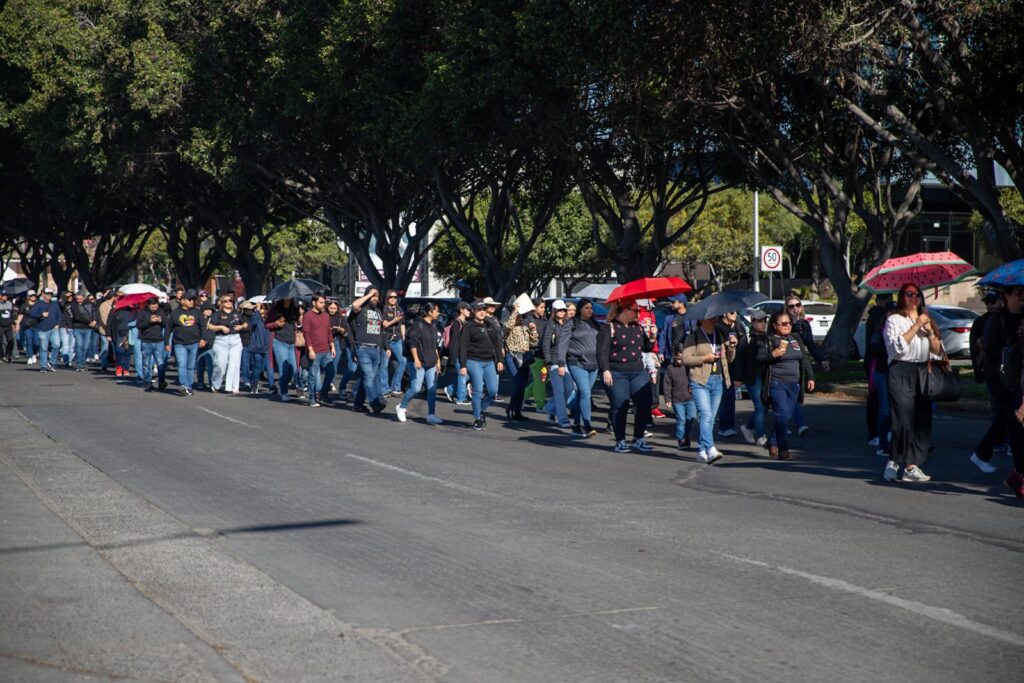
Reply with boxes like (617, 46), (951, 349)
(888, 361), (932, 468)
(1006, 391), (1024, 474)
(975, 380), (1011, 462)
(608, 370), (653, 442)
(0, 326), (13, 359)
(865, 359), (879, 439)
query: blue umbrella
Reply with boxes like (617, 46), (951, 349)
(978, 259), (1024, 288)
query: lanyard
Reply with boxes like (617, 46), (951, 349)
(699, 327), (718, 355)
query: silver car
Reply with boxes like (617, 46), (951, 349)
(853, 304), (979, 359)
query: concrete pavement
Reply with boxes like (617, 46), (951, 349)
(1, 362), (1021, 681)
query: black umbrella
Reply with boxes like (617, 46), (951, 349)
(267, 279), (318, 302)
(683, 291), (754, 321)
(723, 289), (768, 308)
(1, 278), (35, 296)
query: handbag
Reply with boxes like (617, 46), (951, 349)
(294, 330), (306, 349)
(924, 347), (960, 402)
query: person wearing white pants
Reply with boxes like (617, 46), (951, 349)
(206, 296), (248, 394)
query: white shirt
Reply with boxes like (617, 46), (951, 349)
(883, 312), (933, 363)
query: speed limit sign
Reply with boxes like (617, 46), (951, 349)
(761, 246), (783, 273)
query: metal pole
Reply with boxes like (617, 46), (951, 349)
(753, 190), (760, 292)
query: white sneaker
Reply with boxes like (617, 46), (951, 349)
(740, 424), (756, 444)
(868, 437), (880, 447)
(876, 449), (890, 457)
(883, 460), (899, 481)
(756, 436), (768, 447)
(970, 453), (997, 474)
(696, 449), (710, 463)
(395, 406), (407, 422)
(425, 414), (443, 425)
(902, 466), (931, 483)
(708, 446), (723, 464)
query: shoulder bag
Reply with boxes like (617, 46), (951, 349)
(924, 345), (960, 402)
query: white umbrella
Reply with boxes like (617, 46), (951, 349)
(118, 283), (163, 296)
(574, 283), (618, 299)
(246, 295), (268, 305)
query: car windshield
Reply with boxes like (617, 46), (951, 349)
(803, 303), (834, 315)
(930, 307), (978, 321)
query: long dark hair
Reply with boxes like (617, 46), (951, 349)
(896, 282), (923, 315)
(769, 310), (791, 339)
(572, 298), (597, 330)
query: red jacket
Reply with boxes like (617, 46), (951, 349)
(301, 309), (333, 354)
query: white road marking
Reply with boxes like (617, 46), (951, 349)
(196, 406), (257, 428)
(721, 553), (1024, 648)
(344, 452), (497, 498)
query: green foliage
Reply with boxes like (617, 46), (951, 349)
(268, 220), (347, 282)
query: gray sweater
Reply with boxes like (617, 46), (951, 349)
(566, 318), (599, 371)
(543, 319), (573, 368)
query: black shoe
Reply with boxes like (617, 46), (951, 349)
(679, 438), (691, 449)
(481, 414), (487, 428)
(572, 425), (584, 436)
(144, 385), (155, 393)
(371, 399), (387, 414)
(473, 419), (484, 431)
(158, 381), (168, 391)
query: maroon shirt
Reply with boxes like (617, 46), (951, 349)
(301, 309), (333, 354)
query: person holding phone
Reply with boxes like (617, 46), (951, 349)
(758, 311), (816, 461)
(882, 283), (942, 482)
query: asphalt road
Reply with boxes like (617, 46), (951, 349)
(1, 362), (1021, 682)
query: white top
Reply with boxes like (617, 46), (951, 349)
(883, 312), (934, 363)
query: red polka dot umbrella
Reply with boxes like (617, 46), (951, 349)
(858, 251), (978, 294)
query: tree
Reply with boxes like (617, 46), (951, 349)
(267, 220), (347, 283)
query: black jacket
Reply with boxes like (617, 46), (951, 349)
(136, 308), (169, 343)
(459, 318), (502, 365)
(69, 302), (96, 329)
(736, 330), (772, 386)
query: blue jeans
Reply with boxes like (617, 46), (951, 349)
(388, 339), (408, 392)
(72, 329), (93, 369)
(139, 341), (167, 386)
(273, 338), (297, 396)
(544, 366), (577, 426)
(245, 348), (267, 389)
(20, 328), (37, 358)
(335, 342), (357, 395)
(447, 358), (469, 402)
(196, 347), (214, 385)
(36, 328), (60, 370)
(567, 365), (598, 427)
(672, 401), (697, 441)
(608, 370), (653, 442)
(690, 374), (724, 452)
(717, 381), (736, 432)
(97, 333), (109, 370)
(465, 359), (499, 419)
(355, 344), (385, 407)
(174, 343), (198, 390)
(401, 364), (438, 414)
(745, 376), (766, 439)
(769, 381), (801, 451)
(874, 371), (891, 451)
(113, 337), (132, 372)
(59, 327), (72, 365)
(132, 334), (144, 380)
(307, 351), (337, 404)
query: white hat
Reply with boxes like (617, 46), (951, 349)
(43, 287), (55, 295)
(482, 297), (500, 306)
(513, 293), (534, 315)
(551, 299), (567, 310)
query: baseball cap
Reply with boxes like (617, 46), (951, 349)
(472, 300), (489, 309)
(27, 289), (36, 296)
(551, 299), (567, 311)
(456, 301), (471, 311)
(749, 309), (769, 321)
(43, 287), (55, 295)
(668, 293), (689, 304)
(982, 289), (1000, 303)
(183, 289), (198, 300)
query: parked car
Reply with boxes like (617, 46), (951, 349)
(752, 299), (835, 340)
(852, 304), (978, 359)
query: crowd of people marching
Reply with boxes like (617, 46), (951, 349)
(1, 281), (1022, 498)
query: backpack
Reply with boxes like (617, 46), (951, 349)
(441, 321), (453, 352)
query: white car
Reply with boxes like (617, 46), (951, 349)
(853, 304), (978, 359)
(751, 299), (835, 340)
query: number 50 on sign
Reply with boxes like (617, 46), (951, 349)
(761, 246), (783, 273)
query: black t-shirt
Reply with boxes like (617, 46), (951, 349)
(350, 305), (384, 346)
(169, 307), (202, 345)
(208, 310), (244, 336)
(382, 304), (403, 342)
(18, 303), (37, 328)
(268, 303), (300, 344)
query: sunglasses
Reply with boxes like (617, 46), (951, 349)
(904, 291), (921, 299)
(786, 303), (801, 309)
(775, 321), (792, 326)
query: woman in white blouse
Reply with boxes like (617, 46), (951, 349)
(882, 283), (943, 482)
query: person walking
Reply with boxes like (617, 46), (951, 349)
(566, 299), (600, 437)
(1003, 309), (1024, 498)
(0, 290), (16, 362)
(16, 291), (40, 364)
(68, 291), (97, 371)
(737, 309), (771, 447)
(682, 310), (737, 464)
(663, 344), (696, 449)
(266, 297), (301, 401)
(195, 303), (217, 389)
(970, 286), (1023, 473)
(301, 294), (336, 407)
(396, 302), (444, 425)
(715, 310), (741, 436)
(868, 301), (898, 456)
(459, 302), (504, 431)
(442, 301), (473, 406)
(382, 290), (407, 397)
(348, 288), (388, 413)
(168, 290), (201, 395)
(882, 283), (942, 482)
(863, 293), (894, 445)
(598, 301), (655, 454)
(758, 311), (816, 461)
(520, 299), (549, 411)
(327, 299), (354, 400)
(637, 302), (664, 420)
(542, 300), (576, 428)
(95, 290), (114, 371)
(29, 288), (63, 372)
(783, 296), (830, 436)
(136, 297), (169, 391)
(244, 300), (270, 394)
(501, 305), (536, 419)
(106, 295), (135, 377)
(208, 295), (247, 394)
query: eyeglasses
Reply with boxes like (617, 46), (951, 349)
(387, 295), (397, 299)
(775, 321), (792, 326)
(786, 303), (801, 309)
(904, 291), (921, 299)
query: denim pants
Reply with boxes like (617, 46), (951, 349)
(690, 373), (724, 453)
(508, 351), (533, 412)
(355, 344), (385, 407)
(239, 345), (251, 386)
(36, 328), (61, 370)
(608, 370), (653, 443)
(334, 341), (355, 394)
(139, 341), (167, 386)
(466, 359), (499, 419)
(114, 338), (132, 372)
(196, 348), (214, 386)
(401, 364), (438, 414)
(717, 381), (736, 432)
(874, 371), (891, 451)
(59, 327), (72, 365)
(567, 364), (598, 427)
(769, 381), (801, 451)
(132, 336), (144, 380)
(97, 333), (109, 369)
(744, 376), (766, 439)
(72, 329), (93, 368)
(672, 401), (697, 442)
(212, 335), (243, 392)
(307, 351), (337, 404)
(20, 328), (37, 358)
(447, 358), (469, 402)
(174, 342), (199, 390)
(245, 349), (267, 389)
(388, 339), (408, 392)
(544, 366), (577, 426)
(273, 338), (297, 396)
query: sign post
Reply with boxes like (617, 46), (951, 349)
(760, 246), (783, 300)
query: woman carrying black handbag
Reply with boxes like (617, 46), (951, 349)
(882, 283), (943, 483)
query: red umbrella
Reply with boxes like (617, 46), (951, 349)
(858, 251), (978, 294)
(114, 292), (158, 310)
(605, 277), (692, 304)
